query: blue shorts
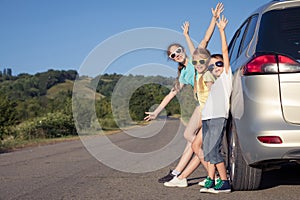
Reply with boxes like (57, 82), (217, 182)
(202, 118), (227, 164)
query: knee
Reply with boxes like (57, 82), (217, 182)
(184, 131), (194, 143)
(192, 141), (200, 154)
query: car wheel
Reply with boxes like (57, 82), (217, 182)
(228, 120), (262, 190)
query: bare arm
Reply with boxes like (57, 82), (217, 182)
(217, 15), (230, 74)
(144, 83), (184, 121)
(199, 2), (224, 49)
(182, 21), (196, 56)
(205, 81), (214, 91)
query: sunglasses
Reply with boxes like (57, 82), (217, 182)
(208, 61), (224, 71)
(169, 47), (183, 59)
(192, 59), (208, 65)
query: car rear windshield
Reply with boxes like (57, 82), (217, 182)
(257, 6), (300, 60)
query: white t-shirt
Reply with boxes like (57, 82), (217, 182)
(202, 68), (233, 120)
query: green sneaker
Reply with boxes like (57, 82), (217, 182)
(199, 177), (222, 187)
(200, 177), (215, 193)
(215, 177), (222, 185)
(208, 180), (231, 194)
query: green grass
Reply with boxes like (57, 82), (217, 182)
(46, 79), (104, 100)
(0, 117), (182, 154)
(46, 80), (74, 99)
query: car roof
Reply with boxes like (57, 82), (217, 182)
(252, 0), (300, 15)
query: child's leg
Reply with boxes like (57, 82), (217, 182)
(178, 155), (201, 179)
(215, 120), (228, 180)
(183, 105), (201, 143)
(208, 162), (216, 180)
(192, 128), (208, 171)
(192, 129), (203, 159)
(201, 119), (231, 193)
(174, 142), (194, 173)
(174, 106), (201, 173)
(205, 118), (226, 179)
(216, 162), (227, 180)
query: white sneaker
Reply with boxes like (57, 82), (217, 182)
(163, 177), (188, 187)
(198, 179), (206, 187)
(198, 177), (221, 187)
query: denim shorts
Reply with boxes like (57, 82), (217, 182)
(202, 118), (227, 164)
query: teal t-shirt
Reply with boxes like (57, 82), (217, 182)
(178, 58), (195, 87)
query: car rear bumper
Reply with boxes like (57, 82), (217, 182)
(234, 117), (300, 166)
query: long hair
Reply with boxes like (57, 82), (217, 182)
(167, 43), (187, 92)
(192, 47), (211, 95)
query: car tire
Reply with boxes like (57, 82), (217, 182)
(228, 120), (262, 190)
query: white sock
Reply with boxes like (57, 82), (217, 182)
(171, 170), (180, 176)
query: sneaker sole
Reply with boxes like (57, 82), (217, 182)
(200, 188), (211, 193)
(158, 180), (172, 183)
(207, 188), (231, 194)
(158, 177), (175, 183)
(163, 183), (187, 188)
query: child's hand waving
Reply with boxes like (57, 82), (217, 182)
(216, 15), (228, 31)
(212, 2), (224, 19)
(181, 21), (190, 37)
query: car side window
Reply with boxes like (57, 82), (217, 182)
(228, 32), (237, 59)
(240, 15), (259, 53)
(229, 21), (248, 62)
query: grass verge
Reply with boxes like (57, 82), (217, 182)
(0, 116), (181, 154)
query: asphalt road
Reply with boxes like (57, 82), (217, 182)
(1, 119), (300, 200)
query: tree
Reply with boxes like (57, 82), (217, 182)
(0, 94), (18, 140)
(6, 68), (12, 77)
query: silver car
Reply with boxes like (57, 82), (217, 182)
(227, 0), (300, 190)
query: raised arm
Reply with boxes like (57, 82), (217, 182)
(216, 15), (229, 74)
(199, 2), (224, 49)
(182, 21), (196, 56)
(144, 83), (184, 121)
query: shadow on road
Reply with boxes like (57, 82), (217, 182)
(260, 162), (300, 189)
(187, 176), (207, 187)
(185, 163), (300, 189)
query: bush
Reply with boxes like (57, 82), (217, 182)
(15, 112), (77, 139)
(98, 118), (118, 130)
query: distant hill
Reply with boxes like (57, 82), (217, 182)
(47, 79), (104, 100)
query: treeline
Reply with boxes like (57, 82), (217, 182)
(92, 74), (195, 130)
(73, 73), (195, 132)
(0, 71), (196, 149)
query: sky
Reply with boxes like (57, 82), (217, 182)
(0, 0), (271, 77)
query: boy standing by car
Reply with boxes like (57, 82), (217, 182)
(199, 15), (232, 194)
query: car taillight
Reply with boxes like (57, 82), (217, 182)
(243, 54), (300, 75)
(278, 55), (300, 73)
(257, 136), (282, 144)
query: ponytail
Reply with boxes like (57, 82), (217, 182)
(174, 62), (186, 91)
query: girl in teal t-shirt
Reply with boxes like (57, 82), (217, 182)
(179, 58), (195, 86)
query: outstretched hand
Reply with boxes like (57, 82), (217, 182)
(216, 15), (228, 30)
(181, 21), (190, 37)
(144, 112), (158, 121)
(212, 2), (224, 19)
